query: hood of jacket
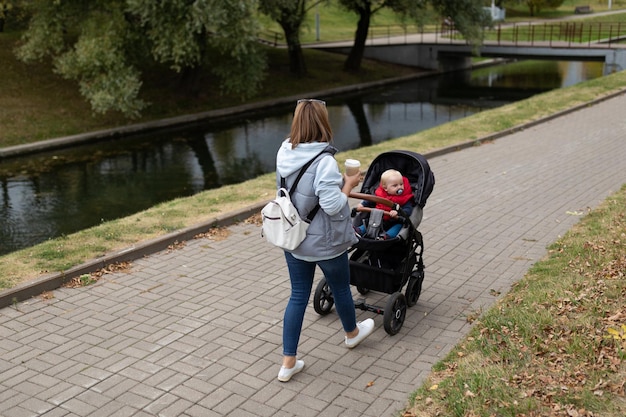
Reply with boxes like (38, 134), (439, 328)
(276, 140), (333, 178)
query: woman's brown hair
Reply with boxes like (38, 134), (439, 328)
(289, 99), (333, 148)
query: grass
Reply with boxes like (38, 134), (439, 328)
(1, 4), (625, 414)
(403, 185), (626, 416)
(504, 0), (626, 20)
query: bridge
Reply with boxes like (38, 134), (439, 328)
(312, 21), (626, 75)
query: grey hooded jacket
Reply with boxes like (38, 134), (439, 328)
(276, 140), (358, 261)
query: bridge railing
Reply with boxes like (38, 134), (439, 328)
(257, 29), (284, 46)
(489, 22), (626, 47)
(368, 24), (446, 45)
(368, 22), (626, 48)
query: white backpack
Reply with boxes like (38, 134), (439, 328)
(261, 148), (331, 250)
(261, 188), (310, 250)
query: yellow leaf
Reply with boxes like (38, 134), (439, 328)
(607, 327), (620, 337)
(430, 384), (439, 390)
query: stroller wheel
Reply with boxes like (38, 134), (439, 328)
(357, 286), (370, 295)
(314, 277), (334, 315)
(406, 270), (424, 307)
(383, 292), (407, 335)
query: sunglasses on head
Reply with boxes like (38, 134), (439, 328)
(297, 99), (326, 106)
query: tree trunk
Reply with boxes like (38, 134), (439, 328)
(282, 25), (307, 77)
(178, 65), (203, 96)
(343, 4), (371, 73)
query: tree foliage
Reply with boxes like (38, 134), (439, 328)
(16, 0), (267, 118)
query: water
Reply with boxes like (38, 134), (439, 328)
(0, 60), (604, 255)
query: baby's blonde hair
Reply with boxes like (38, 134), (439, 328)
(380, 169), (402, 187)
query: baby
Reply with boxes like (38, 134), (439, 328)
(356, 169), (414, 239)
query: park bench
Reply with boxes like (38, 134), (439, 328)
(574, 5), (593, 14)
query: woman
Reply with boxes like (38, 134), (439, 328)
(275, 98), (375, 382)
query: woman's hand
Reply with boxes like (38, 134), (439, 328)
(341, 171), (361, 196)
(389, 209), (398, 218)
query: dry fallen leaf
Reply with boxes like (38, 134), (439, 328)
(244, 212), (263, 226)
(39, 291), (54, 300)
(194, 226), (230, 241)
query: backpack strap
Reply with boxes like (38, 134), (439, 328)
(280, 147), (335, 222)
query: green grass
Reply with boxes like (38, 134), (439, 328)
(404, 185), (626, 416)
(505, 0), (626, 20)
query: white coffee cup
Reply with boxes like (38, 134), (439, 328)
(345, 159), (361, 176)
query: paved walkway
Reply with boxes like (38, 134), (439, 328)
(1, 92), (626, 417)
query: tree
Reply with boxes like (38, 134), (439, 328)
(0, 0), (28, 32)
(339, 0), (488, 72)
(0, 1), (9, 32)
(259, 0), (325, 77)
(16, 0), (266, 118)
(525, 0), (564, 16)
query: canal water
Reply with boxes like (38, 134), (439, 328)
(0, 60), (604, 255)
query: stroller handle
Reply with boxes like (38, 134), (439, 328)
(349, 192), (403, 216)
(349, 192), (398, 209)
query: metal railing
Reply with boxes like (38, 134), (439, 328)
(257, 30), (284, 46)
(368, 24), (442, 45)
(489, 21), (626, 47)
(366, 22), (626, 48)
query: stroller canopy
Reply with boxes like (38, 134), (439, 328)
(360, 150), (435, 208)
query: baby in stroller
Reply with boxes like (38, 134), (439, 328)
(354, 169), (414, 240)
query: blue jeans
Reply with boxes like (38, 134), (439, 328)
(283, 251), (357, 356)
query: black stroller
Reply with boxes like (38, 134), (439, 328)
(313, 150), (435, 335)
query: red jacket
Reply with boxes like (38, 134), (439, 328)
(374, 176), (413, 219)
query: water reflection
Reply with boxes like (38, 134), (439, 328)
(0, 60), (604, 255)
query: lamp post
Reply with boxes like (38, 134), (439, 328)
(315, 4), (320, 41)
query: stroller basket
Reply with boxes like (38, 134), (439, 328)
(350, 262), (402, 294)
(349, 248), (417, 294)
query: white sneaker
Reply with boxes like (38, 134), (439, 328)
(345, 318), (375, 349)
(277, 359), (304, 382)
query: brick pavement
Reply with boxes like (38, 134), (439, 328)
(1, 92), (625, 417)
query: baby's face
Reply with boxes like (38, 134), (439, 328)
(384, 175), (404, 195)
